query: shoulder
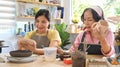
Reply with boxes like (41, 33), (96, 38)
(27, 30), (36, 35)
(25, 30), (36, 38)
(77, 31), (86, 37)
(48, 29), (59, 34)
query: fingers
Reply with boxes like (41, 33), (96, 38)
(91, 23), (97, 29)
(18, 44), (23, 50)
(22, 44), (35, 51)
(49, 40), (58, 47)
(19, 38), (36, 46)
(92, 28), (100, 39)
(18, 38), (36, 51)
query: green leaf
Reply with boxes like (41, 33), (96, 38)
(54, 22), (71, 48)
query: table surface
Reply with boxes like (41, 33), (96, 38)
(0, 54), (120, 67)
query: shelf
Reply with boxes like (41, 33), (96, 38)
(17, 16), (35, 19)
(17, 0), (62, 7)
(17, 16), (63, 21)
(0, 46), (9, 48)
(52, 18), (62, 21)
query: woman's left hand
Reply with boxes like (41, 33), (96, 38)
(49, 40), (59, 47)
(92, 25), (106, 41)
(49, 40), (64, 54)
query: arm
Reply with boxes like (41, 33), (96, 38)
(92, 20), (115, 56)
(34, 40), (60, 55)
(34, 30), (61, 54)
(48, 30), (63, 54)
(48, 30), (61, 46)
(18, 31), (34, 50)
(100, 30), (115, 57)
(18, 38), (47, 55)
(18, 31), (45, 55)
(93, 27), (115, 57)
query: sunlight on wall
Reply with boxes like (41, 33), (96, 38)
(72, 0), (117, 32)
(81, 0), (106, 7)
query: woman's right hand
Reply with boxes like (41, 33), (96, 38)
(18, 38), (36, 51)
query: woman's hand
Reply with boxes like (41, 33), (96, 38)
(49, 40), (59, 47)
(18, 38), (37, 52)
(92, 24), (106, 41)
(49, 40), (64, 54)
(91, 20), (108, 40)
(92, 25), (111, 54)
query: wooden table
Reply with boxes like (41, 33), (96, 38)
(0, 54), (120, 67)
(0, 54), (71, 67)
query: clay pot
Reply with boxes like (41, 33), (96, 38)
(10, 50), (32, 57)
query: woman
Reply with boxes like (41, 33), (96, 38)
(18, 9), (62, 55)
(70, 6), (115, 57)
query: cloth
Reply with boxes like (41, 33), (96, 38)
(31, 31), (50, 48)
(78, 32), (102, 55)
(24, 29), (61, 45)
(70, 30), (115, 57)
(90, 6), (102, 17)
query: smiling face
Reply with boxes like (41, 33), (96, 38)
(83, 10), (96, 31)
(35, 15), (49, 33)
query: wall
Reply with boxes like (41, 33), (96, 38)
(63, 0), (72, 24)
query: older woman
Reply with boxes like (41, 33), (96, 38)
(70, 6), (115, 57)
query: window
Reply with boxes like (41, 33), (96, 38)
(0, 0), (16, 39)
(72, 0), (120, 19)
(72, 0), (120, 32)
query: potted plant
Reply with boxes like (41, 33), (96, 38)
(54, 22), (71, 49)
(72, 18), (80, 24)
(72, 13), (80, 24)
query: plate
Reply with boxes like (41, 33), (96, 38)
(7, 55), (37, 63)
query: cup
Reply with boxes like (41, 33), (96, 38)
(44, 47), (57, 61)
(71, 52), (86, 67)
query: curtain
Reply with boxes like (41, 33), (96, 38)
(0, 0), (16, 40)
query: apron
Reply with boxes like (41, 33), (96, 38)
(78, 32), (102, 55)
(31, 31), (50, 48)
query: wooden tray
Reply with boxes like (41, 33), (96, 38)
(87, 58), (109, 67)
